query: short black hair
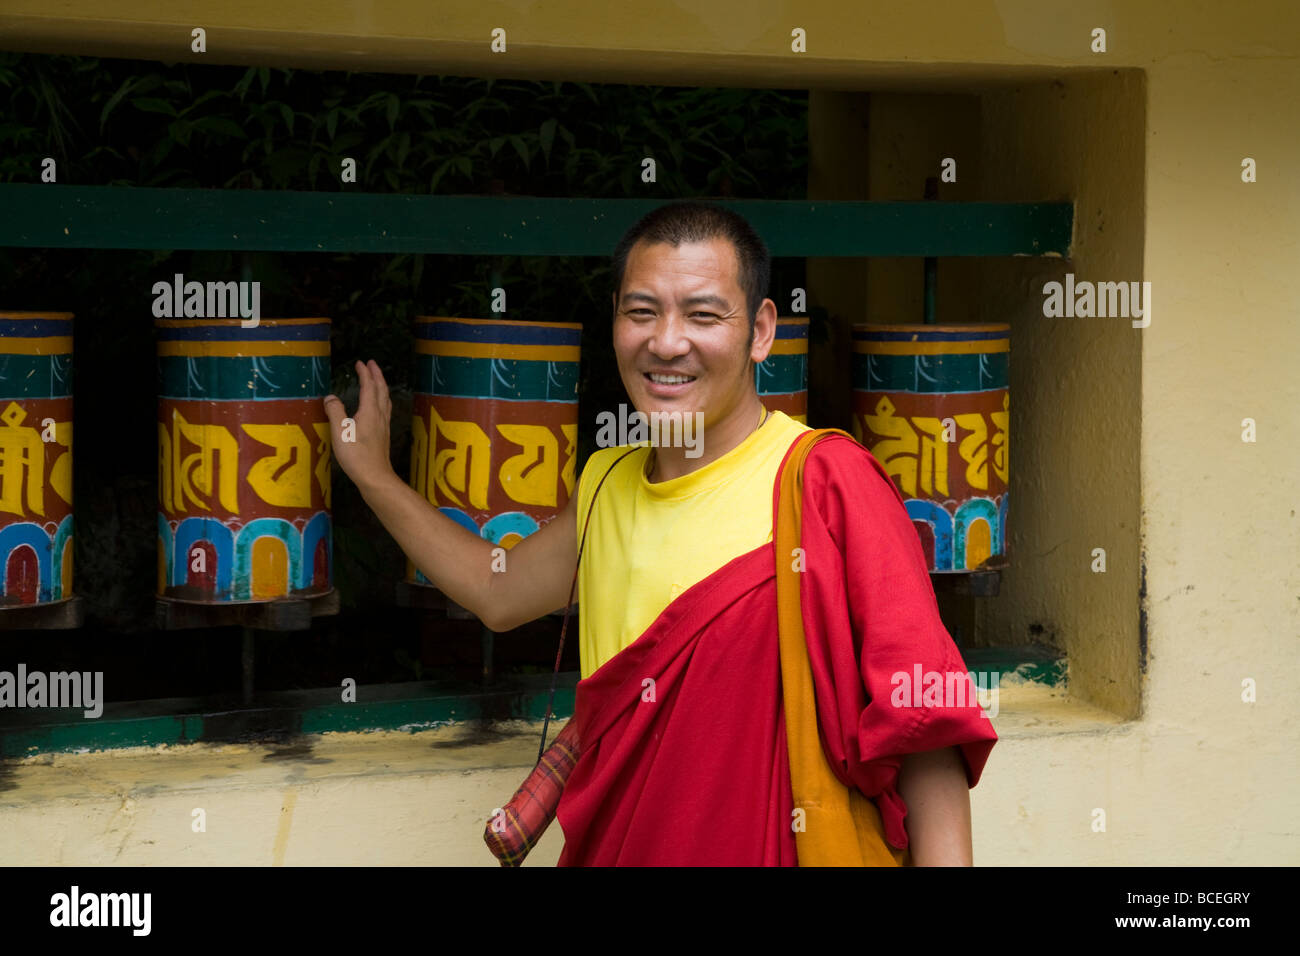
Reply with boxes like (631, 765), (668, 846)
(611, 201), (771, 347)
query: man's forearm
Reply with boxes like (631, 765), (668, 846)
(897, 745), (974, 866)
(357, 469), (501, 627)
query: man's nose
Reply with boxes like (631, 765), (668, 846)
(646, 313), (692, 359)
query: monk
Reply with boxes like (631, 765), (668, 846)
(325, 200), (997, 866)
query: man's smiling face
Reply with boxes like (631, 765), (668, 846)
(613, 237), (767, 429)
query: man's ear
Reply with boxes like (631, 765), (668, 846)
(750, 298), (779, 364)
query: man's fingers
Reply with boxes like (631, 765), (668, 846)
(370, 360), (389, 395)
(369, 360), (392, 413)
(355, 359), (376, 418)
(370, 360), (393, 419)
(322, 394), (345, 427)
(363, 359), (393, 422)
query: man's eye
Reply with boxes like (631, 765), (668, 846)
(691, 313), (720, 321)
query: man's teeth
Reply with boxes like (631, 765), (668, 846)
(648, 373), (695, 384)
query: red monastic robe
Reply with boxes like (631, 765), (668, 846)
(555, 433), (998, 865)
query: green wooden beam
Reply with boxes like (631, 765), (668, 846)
(0, 185), (1072, 257)
(0, 674), (579, 758)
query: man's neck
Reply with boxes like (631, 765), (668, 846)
(646, 400), (769, 483)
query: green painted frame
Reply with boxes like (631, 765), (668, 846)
(0, 185), (1073, 257)
(0, 675), (580, 758)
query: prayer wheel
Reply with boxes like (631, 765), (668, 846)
(756, 316), (808, 424)
(156, 318), (333, 602)
(406, 317), (580, 591)
(851, 323), (1009, 573)
(0, 313), (74, 607)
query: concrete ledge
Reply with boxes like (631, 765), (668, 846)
(986, 681), (1131, 739)
(0, 719), (566, 866)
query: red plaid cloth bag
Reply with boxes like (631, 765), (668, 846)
(482, 718), (580, 866)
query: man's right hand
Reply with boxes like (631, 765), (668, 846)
(319, 357), (581, 635)
(323, 359), (395, 493)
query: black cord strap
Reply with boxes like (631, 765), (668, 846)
(537, 445), (641, 762)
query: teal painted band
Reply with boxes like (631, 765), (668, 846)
(295, 687), (573, 734)
(0, 680), (579, 757)
(853, 351), (1009, 393)
(755, 354), (807, 394)
(0, 353), (73, 399)
(960, 647), (1066, 687)
(157, 354), (332, 399)
(0, 186), (1074, 258)
(414, 355), (580, 401)
(0, 715), (203, 758)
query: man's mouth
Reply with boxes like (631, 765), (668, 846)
(645, 372), (696, 385)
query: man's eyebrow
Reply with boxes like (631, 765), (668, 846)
(619, 292), (734, 310)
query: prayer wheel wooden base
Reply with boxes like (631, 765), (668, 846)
(929, 570), (1001, 597)
(0, 595), (85, 630)
(155, 589), (339, 631)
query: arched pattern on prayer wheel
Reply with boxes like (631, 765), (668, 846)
(406, 317), (581, 588)
(156, 318), (333, 602)
(756, 317), (808, 424)
(0, 313), (75, 607)
(851, 323), (1010, 573)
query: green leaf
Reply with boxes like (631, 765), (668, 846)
(385, 93), (399, 129)
(539, 117), (556, 164)
(364, 133), (393, 166)
(191, 116), (247, 139)
(98, 77), (137, 132)
(509, 134), (529, 168)
(176, 88), (226, 117)
(132, 97), (178, 116)
(278, 102), (294, 135)
(150, 135), (174, 167)
(429, 158), (451, 192)
(168, 119), (192, 148)
(267, 146), (310, 184)
(232, 67), (254, 100)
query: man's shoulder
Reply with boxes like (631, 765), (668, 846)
(578, 444), (647, 493)
(800, 429), (906, 510)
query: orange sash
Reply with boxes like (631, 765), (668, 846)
(775, 428), (910, 867)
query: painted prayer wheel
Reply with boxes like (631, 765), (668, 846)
(406, 317), (581, 590)
(156, 318), (333, 602)
(0, 313), (74, 607)
(756, 316), (808, 424)
(851, 323), (1010, 573)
